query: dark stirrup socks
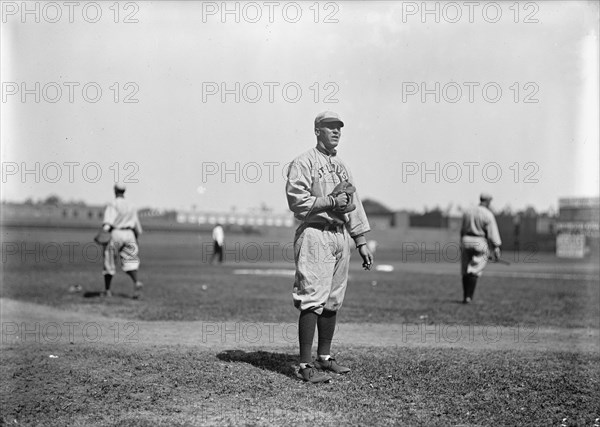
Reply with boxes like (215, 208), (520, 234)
(468, 275), (478, 299)
(317, 309), (337, 356)
(299, 310), (318, 364)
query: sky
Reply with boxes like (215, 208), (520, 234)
(1, 1), (598, 214)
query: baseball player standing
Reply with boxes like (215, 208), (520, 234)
(460, 193), (502, 303)
(210, 223), (225, 264)
(286, 111), (374, 383)
(101, 183), (144, 299)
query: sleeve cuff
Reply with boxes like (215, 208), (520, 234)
(353, 234), (367, 248)
(312, 195), (336, 211)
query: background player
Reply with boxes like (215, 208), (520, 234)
(210, 223), (225, 264)
(460, 193), (502, 303)
(101, 183), (144, 299)
(286, 111), (374, 383)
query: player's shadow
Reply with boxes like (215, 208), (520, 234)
(83, 291), (130, 299)
(217, 350), (298, 378)
(83, 291), (103, 298)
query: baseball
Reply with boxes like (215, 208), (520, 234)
(201, 284), (208, 291)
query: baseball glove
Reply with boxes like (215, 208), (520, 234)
(93, 229), (111, 246)
(330, 181), (356, 213)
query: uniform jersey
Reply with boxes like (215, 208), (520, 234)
(460, 204), (501, 247)
(286, 146), (370, 239)
(102, 197), (142, 275)
(212, 225), (224, 246)
(103, 197), (143, 235)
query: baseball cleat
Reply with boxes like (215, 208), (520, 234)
(102, 290), (113, 298)
(314, 357), (351, 374)
(132, 281), (143, 299)
(297, 364), (332, 383)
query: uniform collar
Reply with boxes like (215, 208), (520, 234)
(316, 144), (337, 157)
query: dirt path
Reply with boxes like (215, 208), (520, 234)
(2, 298), (598, 353)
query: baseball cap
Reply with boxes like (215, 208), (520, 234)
(480, 192), (493, 202)
(314, 111), (344, 128)
(114, 182), (126, 192)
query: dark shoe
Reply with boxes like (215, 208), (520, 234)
(314, 357), (350, 374)
(297, 364), (332, 383)
(102, 290), (113, 298)
(132, 281), (143, 299)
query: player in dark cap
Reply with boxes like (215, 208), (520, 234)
(286, 111), (374, 383)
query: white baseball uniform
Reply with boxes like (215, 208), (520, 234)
(460, 204), (501, 276)
(102, 197), (143, 275)
(286, 146), (370, 314)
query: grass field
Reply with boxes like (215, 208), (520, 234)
(1, 227), (599, 426)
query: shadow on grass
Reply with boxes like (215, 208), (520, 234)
(83, 291), (104, 298)
(217, 350), (298, 378)
(83, 291), (132, 299)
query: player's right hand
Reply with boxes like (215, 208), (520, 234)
(333, 192), (349, 209)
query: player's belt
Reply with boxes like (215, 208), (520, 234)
(305, 223), (345, 233)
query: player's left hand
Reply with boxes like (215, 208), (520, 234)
(358, 245), (373, 270)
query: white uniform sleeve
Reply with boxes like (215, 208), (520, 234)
(286, 160), (332, 220)
(343, 166), (371, 238)
(486, 214), (502, 247)
(134, 210), (143, 236)
(103, 203), (116, 227)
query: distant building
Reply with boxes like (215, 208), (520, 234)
(174, 210), (294, 229)
(3, 197), (582, 256)
(409, 209), (448, 228)
(0, 201), (295, 232)
(556, 197), (600, 258)
(362, 199), (395, 229)
(1, 201), (104, 228)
